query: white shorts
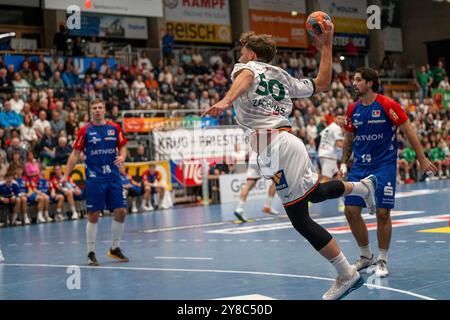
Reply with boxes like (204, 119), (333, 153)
(256, 131), (319, 206)
(319, 157), (338, 178)
(246, 151), (262, 180)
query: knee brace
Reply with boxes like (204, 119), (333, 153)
(309, 180), (345, 203)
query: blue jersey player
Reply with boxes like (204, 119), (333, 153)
(63, 99), (129, 266)
(340, 67), (437, 278)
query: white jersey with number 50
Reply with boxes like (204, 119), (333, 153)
(231, 61), (315, 130)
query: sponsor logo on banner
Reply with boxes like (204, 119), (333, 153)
(219, 173), (271, 203)
(171, 159), (214, 187)
(165, 0), (231, 43)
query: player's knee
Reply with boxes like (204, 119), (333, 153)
(286, 202), (332, 251)
(344, 207), (360, 222)
(376, 210), (390, 223)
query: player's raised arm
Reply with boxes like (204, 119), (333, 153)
(201, 69), (254, 118)
(312, 20), (334, 93)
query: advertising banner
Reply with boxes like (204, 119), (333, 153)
(219, 173), (271, 203)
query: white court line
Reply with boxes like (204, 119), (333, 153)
(154, 257), (214, 261)
(2, 263), (435, 300)
(396, 240), (408, 243)
(208, 211), (424, 235)
(434, 241), (446, 243)
(416, 240), (427, 243)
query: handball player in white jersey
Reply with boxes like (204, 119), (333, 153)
(318, 110), (345, 211)
(203, 21), (378, 300)
(233, 150), (279, 223)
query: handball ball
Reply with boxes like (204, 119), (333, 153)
(306, 11), (331, 37)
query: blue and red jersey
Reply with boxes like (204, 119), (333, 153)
(344, 94), (408, 167)
(73, 121), (128, 181)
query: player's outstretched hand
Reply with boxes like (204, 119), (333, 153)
(312, 19), (334, 47)
(201, 100), (229, 118)
(419, 157), (438, 176)
(114, 155), (126, 167)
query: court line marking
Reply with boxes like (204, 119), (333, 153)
(1, 263), (435, 300)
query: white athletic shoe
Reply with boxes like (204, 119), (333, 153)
(55, 213), (64, 222)
(322, 266), (364, 300)
(142, 204), (154, 212)
(360, 175), (378, 215)
(45, 213), (53, 222)
(71, 212), (79, 220)
(374, 259), (389, 277)
(354, 254), (376, 271)
(37, 213), (46, 223)
(24, 216), (31, 225)
(234, 207), (247, 223)
(131, 206), (138, 213)
(262, 206), (279, 215)
(0, 249), (5, 263)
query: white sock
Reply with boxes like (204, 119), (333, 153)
(350, 182), (369, 197)
(264, 196), (273, 208)
(37, 211), (43, 216)
(405, 172), (410, 179)
(111, 220), (125, 250)
(359, 244), (372, 259)
(71, 206), (77, 213)
(236, 199), (245, 211)
(330, 251), (354, 279)
(86, 222), (98, 253)
(378, 248), (388, 262)
(57, 209), (62, 214)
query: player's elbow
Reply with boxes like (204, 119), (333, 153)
(315, 79), (330, 93)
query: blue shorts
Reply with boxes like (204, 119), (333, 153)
(344, 162), (397, 209)
(86, 180), (127, 212)
(27, 193), (37, 203)
(129, 185), (142, 196)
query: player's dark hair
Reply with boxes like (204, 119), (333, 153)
(240, 31), (277, 63)
(354, 67), (379, 92)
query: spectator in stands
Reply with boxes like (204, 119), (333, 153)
(54, 136), (72, 165)
(24, 150), (39, 179)
(31, 70), (47, 89)
(432, 61), (447, 88)
(12, 73), (30, 98)
(54, 24), (69, 55)
(135, 88), (153, 110)
(145, 72), (159, 91)
(50, 110), (66, 135)
(199, 90), (210, 112)
(133, 145), (149, 162)
(33, 110), (51, 139)
(119, 166), (142, 213)
(162, 29), (174, 62)
(85, 37), (103, 56)
(186, 91), (199, 110)
(306, 118), (318, 141)
(0, 171), (21, 225)
(131, 75), (146, 99)
(9, 91), (24, 114)
(138, 50), (153, 71)
(0, 149), (8, 181)
(0, 68), (11, 94)
(0, 100), (23, 129)
(51, 164), (81, 220)
(290, 109), (305, 130)
(85, 61), (98, 78)
(438, 76), (450, 90)
(39, 127), (56, 165)
(19, 61), (33, 85)
(62, 64), (80, 89)
(20, 114), (38, 150)
(416, 66), (433, 102)
(7, 137), (26, 162)
(48, 71), (64, 91)
(79, 113), (90, 127)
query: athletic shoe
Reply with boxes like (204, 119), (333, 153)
(262, 206), (279, 215)
(142, 204), (154, 212)
(55, 213), (64, 222)
(24, 216), (31, 225)
(0, 249), (5, 263)
(37, 212), (46, 223)
(354, 254), (376, 271)
(87, 251), (99, 266)
(71, 212), (79, 220)
(107, 247), (129, 262)
(360, 175), (378, 215)
(374, 259), (389, 277)
(322, 267), (364, 300)
(234, 208), (247, 223)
